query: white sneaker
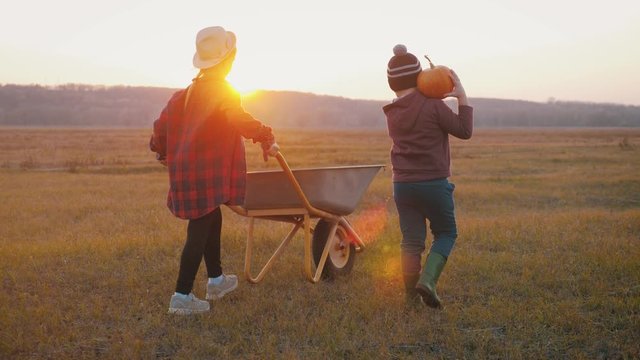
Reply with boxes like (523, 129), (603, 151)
(206, 274), (238, 300)
(168, 293), (210, 315)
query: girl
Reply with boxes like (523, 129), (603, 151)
(151, 26), (278, 315)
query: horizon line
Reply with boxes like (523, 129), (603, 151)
(1, 81), (638, 107)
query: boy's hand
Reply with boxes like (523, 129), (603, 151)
(443, 70), (465, 98)
(443, 70), (469, 106)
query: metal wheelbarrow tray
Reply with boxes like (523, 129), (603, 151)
(228, 152), (383, 284)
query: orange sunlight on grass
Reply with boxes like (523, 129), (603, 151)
(350, 203), (389, 245)
(351, 203), (403, 282)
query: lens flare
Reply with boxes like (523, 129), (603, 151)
(349, 203), (388, 245)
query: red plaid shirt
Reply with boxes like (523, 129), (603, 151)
(150, 76), (274, 219)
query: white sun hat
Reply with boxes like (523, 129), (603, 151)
(192, 26), (237, 69)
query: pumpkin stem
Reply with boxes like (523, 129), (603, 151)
(424, 55), (435, 69)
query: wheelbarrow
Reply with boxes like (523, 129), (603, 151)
(227, 151), (383, 284)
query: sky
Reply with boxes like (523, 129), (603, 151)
(0, 0), (639, 105)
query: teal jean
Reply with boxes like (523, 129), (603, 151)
(393, 179), (457, 273)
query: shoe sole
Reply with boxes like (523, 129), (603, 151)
(167, 307), (209, 315)
(206, 281), (238, 300)
(415, 284), (442, 309)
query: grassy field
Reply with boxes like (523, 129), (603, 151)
(0, 127), (639, 359)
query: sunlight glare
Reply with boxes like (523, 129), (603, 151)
(350, 204), (388, 245)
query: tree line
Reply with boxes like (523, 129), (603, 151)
(0, 84), (638, 128)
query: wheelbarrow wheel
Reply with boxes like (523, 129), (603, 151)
(312, 219), (355, 280)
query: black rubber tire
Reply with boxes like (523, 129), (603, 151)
(312, 219), (356, 280)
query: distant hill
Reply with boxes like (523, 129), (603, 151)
(242, 90), (388, 128)
(0, 84), (638, 128)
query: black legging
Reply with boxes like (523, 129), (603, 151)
(175, 207), (223, 294)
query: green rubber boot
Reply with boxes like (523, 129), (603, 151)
(403, 273), (421, 306)
(415, 252), (447, 309)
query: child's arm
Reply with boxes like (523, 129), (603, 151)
(150, 90), (187, 165)
(150, 102), (169, 163)
(220, 88), (277, 160)
(436, 102), (473, 140)
(438, 70), (473, 139)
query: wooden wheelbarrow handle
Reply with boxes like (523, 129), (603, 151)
(273, 151), (340, 221)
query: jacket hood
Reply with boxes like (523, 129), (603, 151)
(383, 91), (426, 132)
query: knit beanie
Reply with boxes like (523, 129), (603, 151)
(387, 44), (422, 91)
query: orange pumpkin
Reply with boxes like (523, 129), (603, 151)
(417, 55), (453, 99)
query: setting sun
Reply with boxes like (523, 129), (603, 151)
(226, 72), (259, 98)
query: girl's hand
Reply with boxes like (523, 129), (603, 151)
(261, 142), (280, 162)
(268, 143), (280, 156)
(156, 153), (167, 167)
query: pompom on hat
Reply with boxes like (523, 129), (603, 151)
(193, 26), (237, 69)
(387, 44), (422, 91)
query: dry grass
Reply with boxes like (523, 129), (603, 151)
(0, 127), (639, 359)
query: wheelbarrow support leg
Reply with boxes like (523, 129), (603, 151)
(245, 217), (303, 284)
(304, 215), (339, 283)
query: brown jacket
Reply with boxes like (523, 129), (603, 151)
(383, 91), (473, 182)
